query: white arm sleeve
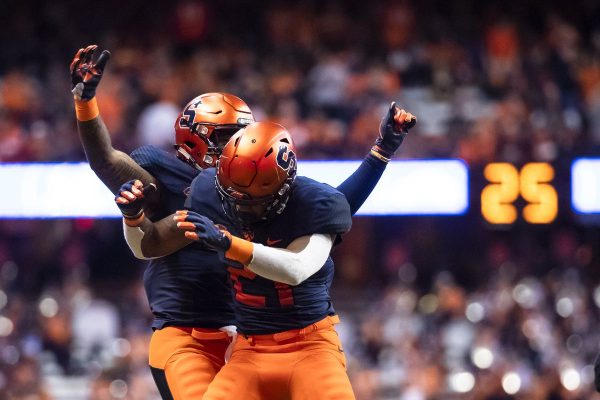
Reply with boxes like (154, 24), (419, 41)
(247, 234), (333, 286)
(122, 220), (159, 260)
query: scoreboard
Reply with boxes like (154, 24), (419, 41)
(481, 162), (558, 224)
(478, 159), (599, 225)
(0, 159), (599, 224)
(572, 159), (600, 214)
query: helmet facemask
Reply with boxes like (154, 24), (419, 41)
(216, 170), (295, 228)
(173, 93), (254, 169)
(191, 123), (245, 167)
(215, 122), (298, 229)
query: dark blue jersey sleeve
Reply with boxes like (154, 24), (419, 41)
(285, 177), (352, 238)
(308, 191), (352, 235)
(130, 145), (160, 168)
(130, 145), (199, 219)
(336, 154), (387, 215)
(130, 145), (198, 195)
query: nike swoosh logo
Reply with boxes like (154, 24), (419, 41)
(266, 238), (282, 246)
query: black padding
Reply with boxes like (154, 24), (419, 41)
(150, 366), (175, 400)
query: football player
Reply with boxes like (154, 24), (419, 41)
(71, 45), (253, 399)
(73, 44), (415, 399)
(118, 117), (416, 399)
(183, 121), (354, 399)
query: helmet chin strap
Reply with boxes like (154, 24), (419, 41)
(203, 154), (215, 166)
(267, 182), (292, 216)
(220, 199), (261, 231)
(215, 166), (296, 229)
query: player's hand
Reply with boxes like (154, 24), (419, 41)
(174, 211), (231, 252)
(375, 102), (417, 157)
(70, 44), (111, 101)
(115, 180), (156, 219)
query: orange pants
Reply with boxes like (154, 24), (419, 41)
(149, 326), (232, 400)
(202, 316), (355, 400)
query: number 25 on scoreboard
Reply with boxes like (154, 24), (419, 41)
(481, 163), (558, 224)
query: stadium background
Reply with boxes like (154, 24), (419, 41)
(1, 0), (600, 398)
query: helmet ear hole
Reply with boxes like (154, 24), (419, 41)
(280, 138), (290, 144)
(184, 141), (197, 149)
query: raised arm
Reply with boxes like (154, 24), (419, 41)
(116, 180), (192, 258)
(337, 102), (416, 215)
(70, 45), (157, 194)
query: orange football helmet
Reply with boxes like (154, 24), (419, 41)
(216, 121), (297, 226)
(174, 92), (254, 169)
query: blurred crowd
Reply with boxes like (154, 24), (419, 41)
(1, 0), (600, 164)
(1, 217), (600, 399)
(1, 0), (600, 399)
(334, 218), (600, 399)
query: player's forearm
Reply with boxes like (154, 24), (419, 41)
(77, 115), (115, 166)
(93, 149), (156, 195)
(75, 97), (114, 167)
(336, 153), (387, 215)
(246, 234), (333, 286)
(77, 115), (156, 194)
(124, 213), (192, 259)
(175, 213), (332, 285)
(122, 218), (156, 259)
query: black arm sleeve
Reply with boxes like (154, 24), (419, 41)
(77, 116), (157, 194)
(336, 154), (387, 215)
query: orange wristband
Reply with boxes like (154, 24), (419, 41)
(225, 234), (254, 265)
(74, 97), (100, 121)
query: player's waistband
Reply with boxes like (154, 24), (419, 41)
(152, 316), (236, 331)
(242, 315), (340, 345)
(156, 326), (232, 341)
(191, 327), (231, 341)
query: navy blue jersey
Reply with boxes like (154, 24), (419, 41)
(187, 169), (352, 335)
(130, 146), (235, 329)
(130, 145), (197, 219)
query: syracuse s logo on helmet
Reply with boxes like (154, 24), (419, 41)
(179, 100), (202, 128)
(276, 145), (296, 171)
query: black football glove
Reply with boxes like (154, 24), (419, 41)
(115, 180), (156, 219)
(375, 102), (417, 157)
(70, 44), (111, 101)
(175, 211), (232, 252)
